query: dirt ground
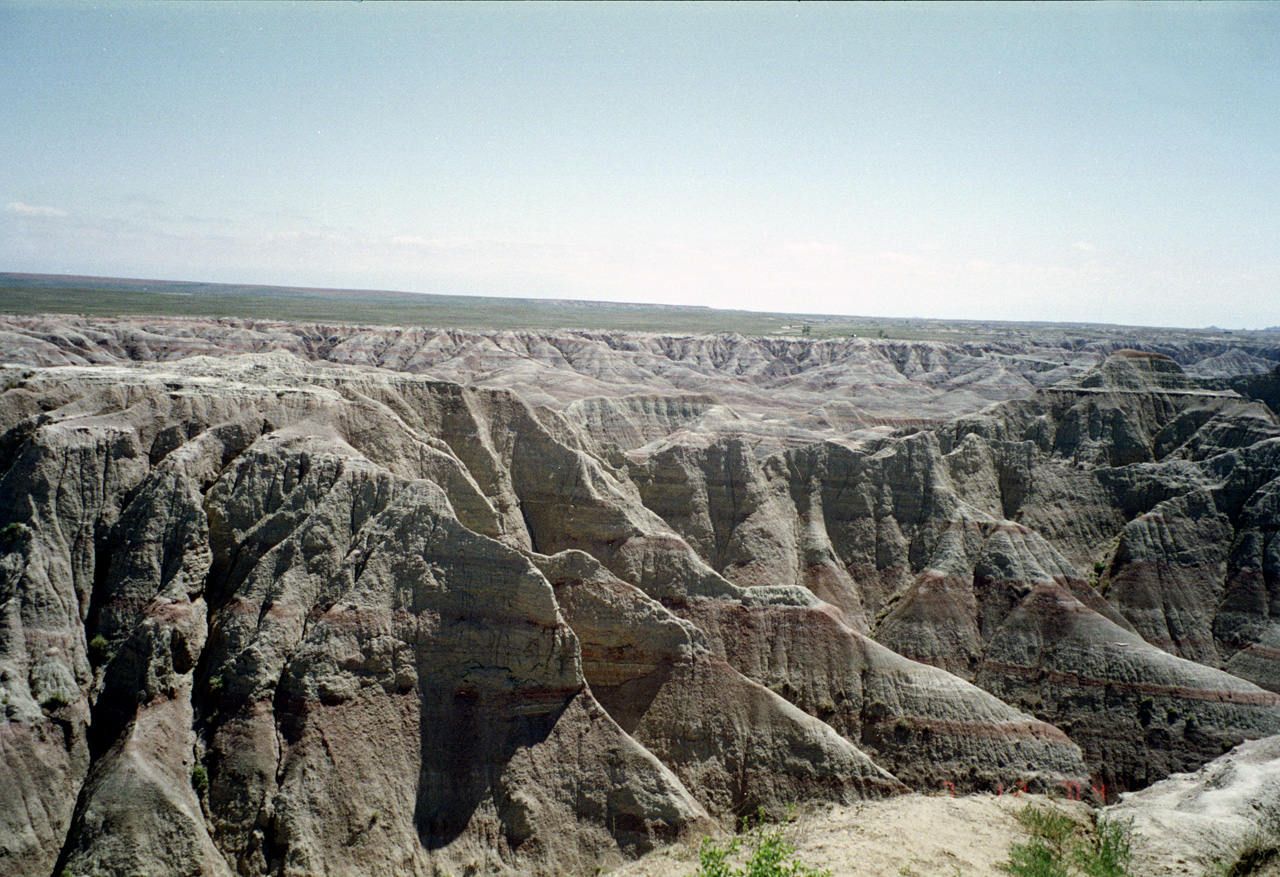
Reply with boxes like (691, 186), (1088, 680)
(608, 793), (1094, 877)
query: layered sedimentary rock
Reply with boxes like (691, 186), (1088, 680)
(625, 351), (1280, 792)
(534, 549), (909, 819)
(4, 313), (1279, 449)
(0, 363), (718, 877)
(0, 359), (919, 876)
(0, 328), (1278, 874)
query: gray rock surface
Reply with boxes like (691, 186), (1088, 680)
(1112, 734), (1280, 877)
(0, 324), (1278, 874)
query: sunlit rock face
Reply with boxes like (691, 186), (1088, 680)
(0, 330), (1278, 875)
(1110, 734), (1280, 877)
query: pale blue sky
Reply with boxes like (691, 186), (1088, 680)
(2, 1), (1278, 328)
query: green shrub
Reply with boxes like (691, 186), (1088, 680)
(0, 369), (33, 392)
(1004, 805), (1133, 877)
(191, 765), (209, 794)
(692, 835), (740, 877)
(41, 693), (69, 710)
(1003, 838), (1072, 877)
(1075, 816), (1133, 877)
(688, 816), (830, 877)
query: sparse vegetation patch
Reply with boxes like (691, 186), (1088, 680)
(1002, 805), (1133, 877)
(689, 815), (831, 877)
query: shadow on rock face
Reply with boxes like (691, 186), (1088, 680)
(415, 688), (571, 850)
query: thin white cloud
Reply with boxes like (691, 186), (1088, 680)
(1074, 241), (1096, 252)
(389, 234), (483, 249)
(779, 241), (848, 259)
(5, 201), (69, 218)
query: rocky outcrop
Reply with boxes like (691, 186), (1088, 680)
(0, 335), (1278, 873)
(680, 596), (1089, 795)
(626, 353), (1280, 793)
(4, 313), (1277, 452)
(975, 583), (1280, 792)
(545, 551), (909, 817)
(1112, 734), (1280, 877)
(0, 360), (899, 876)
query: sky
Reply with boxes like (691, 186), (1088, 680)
(2, 2), (1279, 329)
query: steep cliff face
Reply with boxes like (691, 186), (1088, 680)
(626, 352), (1280, 790)
(0, 359), (948, 876)
(0, 336), (1278, 876)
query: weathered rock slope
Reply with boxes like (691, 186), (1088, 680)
(1111, 733), (1280, 877)
(0, 322), (1278, 877)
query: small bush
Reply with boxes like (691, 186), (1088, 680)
(0, 522), (28, 543)
(692, 835), (740, 877)
(1014, 806), (1077, 854)
(1004, 805), (1133, 877)
(191, 765), (209, 795)
(88, 634), (108, 655)
(1075, 816), (1132, 877)
(41, 693), (70, 710)
(0, 369), (32, 392)
(1003, 839), (1072, 877)
(688, 816), (830, 877)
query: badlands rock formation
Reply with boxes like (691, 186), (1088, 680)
(1111, 734), (1280, 876)
(1, 317), (1279, 876)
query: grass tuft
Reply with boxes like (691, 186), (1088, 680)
(41, 692), (70, 711)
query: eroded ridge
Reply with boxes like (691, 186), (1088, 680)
(0, 344), (1277, 876)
